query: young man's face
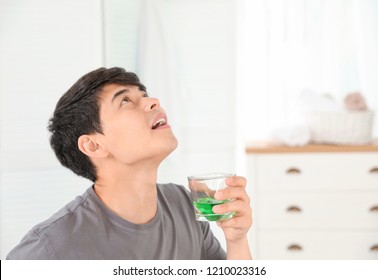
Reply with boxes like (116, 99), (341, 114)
(97, 83), (178, 165)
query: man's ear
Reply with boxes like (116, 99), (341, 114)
(78, 135), (108, 158)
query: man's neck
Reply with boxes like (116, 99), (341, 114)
(93, 161), (159, 224)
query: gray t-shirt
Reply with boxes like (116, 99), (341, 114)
(6, 183), (226, 260)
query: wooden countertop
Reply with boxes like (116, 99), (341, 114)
(246, 140), (378, 154)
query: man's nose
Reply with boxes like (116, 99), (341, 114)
(144, 97), (160, 111)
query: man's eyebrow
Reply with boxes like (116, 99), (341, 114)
(111, 88), (149, 103)
(111, 89), (129, 103)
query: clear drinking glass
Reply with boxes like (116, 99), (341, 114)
(188, 172), (235, 222)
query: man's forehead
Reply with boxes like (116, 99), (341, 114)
(101, 84), (140, 95)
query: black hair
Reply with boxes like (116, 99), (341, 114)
(48, 67), (146, 182)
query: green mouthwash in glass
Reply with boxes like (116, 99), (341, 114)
(193, 197), (234, 221)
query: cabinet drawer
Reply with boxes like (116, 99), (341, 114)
(257, 230), (378, 260)
(255, 153), (378, 191)
(256, 193), (378, 229)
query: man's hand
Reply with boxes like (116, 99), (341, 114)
(212, 176), (253, 259)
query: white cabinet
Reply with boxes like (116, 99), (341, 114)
(246, 143), (378, 259)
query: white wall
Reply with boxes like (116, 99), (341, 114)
(103, 0), (142, 70)
(0, 0), (104, 258)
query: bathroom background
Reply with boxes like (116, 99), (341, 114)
(1, 0), (377, 259)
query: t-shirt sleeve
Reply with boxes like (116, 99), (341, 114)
(200, 221), (227, 260)
(6, 230), (56, 260)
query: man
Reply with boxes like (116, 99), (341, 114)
(7, 67), (252, 259)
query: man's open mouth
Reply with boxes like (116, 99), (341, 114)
(152, 118), (167, 129)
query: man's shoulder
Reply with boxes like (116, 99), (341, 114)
(6, 188), (95, 259)
(33, 188), (93, 234)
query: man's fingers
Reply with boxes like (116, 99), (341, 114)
(214, 187), (250, 204)
(226, 176), (247, 188)
(213, 200), (252, 216)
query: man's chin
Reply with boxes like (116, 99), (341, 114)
(149, 133), (178, 162)
(162, 137), (178, 158)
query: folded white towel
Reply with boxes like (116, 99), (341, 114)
(298, 89), (343, 112)
(270, 124), (311, 147)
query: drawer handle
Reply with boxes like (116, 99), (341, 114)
(287, 206), (302, 213)
(287, 244), (303, 251)
(370, 206), (378, 212)
(370, 245), (378, 252)
(369, 167), (378, 174)
(286, 168), (301, 175)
